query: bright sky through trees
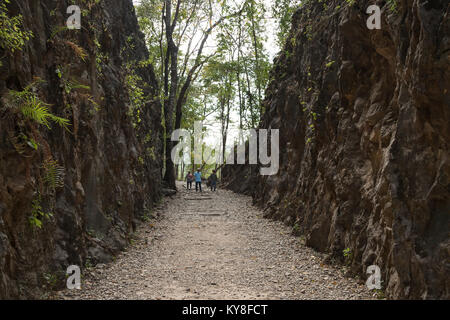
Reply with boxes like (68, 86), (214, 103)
(132, 0), (296, 181)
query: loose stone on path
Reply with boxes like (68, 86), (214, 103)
(59, 182), (373, 300)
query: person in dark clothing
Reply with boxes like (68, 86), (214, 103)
(185, 171), (194, 190)
(208, 170), (218, 191)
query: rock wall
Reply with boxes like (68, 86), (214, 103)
(223, 0), (449, 299)
(0, 0), (163, 298)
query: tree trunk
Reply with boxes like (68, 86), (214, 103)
(249, 0), (262, 111)
(162, 0), (179, 189)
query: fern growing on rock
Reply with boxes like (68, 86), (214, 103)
(42, 159), (65, 191)
(5, 80), (71, 130)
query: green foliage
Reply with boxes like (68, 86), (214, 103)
(94, 39), (108, 73)
(84, 257), (94, 269)
(374, 288), (386, 299)
(325, 61), (335, 68)
(29, 215), (43, 229)
(271, 0), (302, 47)
(345, 0), (356, 6)
(146, 146), (156, 160)
(136, 0), (272, 178)
(20, 96), (69, 130)
(122, 34), (150, 126)
(24, 134), (38, 150)
(143, 133), (152, 144)
(56, 66), (90, 95)
(126, 71), (145, 113)
(124, 61), (150, 129)
(386, 0), (398, 12)
(42, 159), (65, 191)
(64, 80), (90, 95)
(6, 81), (71, 130)
(304, 24), (313, 41)
(142, 207), (156, 222)
(43, 272), (59, 289)
(55, 66), (93, 114)
(9, 133), (39, 154)
(49, 26), (68, 41)
(343, 247), (352, 257)
(343, 247), (352, 265)
(136, 0), (271, 132)
(0, 0), (33, 53)
(29, 195), (53, 229)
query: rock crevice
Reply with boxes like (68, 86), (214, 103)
(0, 0), (162, 298)
(223, 0), (449, 299)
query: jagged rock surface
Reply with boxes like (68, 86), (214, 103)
(223, 0), (449, 299)
(0, 0), (162, 298)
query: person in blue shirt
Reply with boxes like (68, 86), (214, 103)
(194, 169), (202, 192)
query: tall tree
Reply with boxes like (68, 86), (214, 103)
(137, 0), (247, 189)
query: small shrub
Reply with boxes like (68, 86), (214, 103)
(29, 195), (53, 229)
(343, 247), (352, 265)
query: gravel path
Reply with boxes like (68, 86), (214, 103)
(60, 182), (373, 300)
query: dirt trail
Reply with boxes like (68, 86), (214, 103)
(60, 182), (373, 300)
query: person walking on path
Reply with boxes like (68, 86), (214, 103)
(185, 171), (194, 190)
(208, 170), (218, 192)
(194, 169), (202, 192)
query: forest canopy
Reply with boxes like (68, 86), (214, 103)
(134, 0), (297, 186)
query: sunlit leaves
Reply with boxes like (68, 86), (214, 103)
(271, 0), (302, 47)
(0, 0), (33, 53)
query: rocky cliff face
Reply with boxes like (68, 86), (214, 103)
(223, 0), (449, 299)
(0, 0), (162, 298)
